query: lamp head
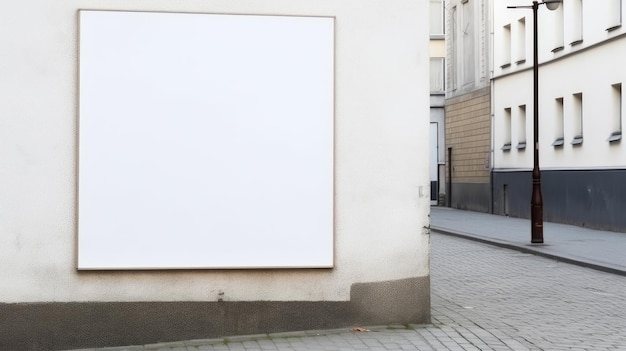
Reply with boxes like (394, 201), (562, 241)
(544, 0), (561, 11)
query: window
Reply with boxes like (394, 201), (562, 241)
(608, 83), (622, 142)
(552, 4), (564, 52)
(450, 6), (458, 90)
(572, 93), (583, 145)
(569, 0), (583, 46)
(516, 18), (526, 64)
(502, 108), (512, 151)
(430, 58), (445, 93)
(517, 105), (527, 149)
(462, 0), (475, 85)
(552, 97), (565, 147)
(607, 0), (622, 31)
(430, 0), (445, 36)
(502, 24), (511, 68)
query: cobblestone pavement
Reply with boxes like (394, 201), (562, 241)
(430, 232), (626, 351)
(69, 232), (626, 351)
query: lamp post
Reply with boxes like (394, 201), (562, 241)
(507, 0), (561, 244)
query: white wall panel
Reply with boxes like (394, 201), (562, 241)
(78, 11), (334, 269)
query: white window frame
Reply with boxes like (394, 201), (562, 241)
(608, 83), (623, 142)
(517, 105), (527, 149)
(515, 17), (526, 65)
(572, 93), (583, 145)
(607, 0), (623, 31)
(502, 107), (512, 151)
(430, 57), (446, 93)
(430, 0), (445, 37)
(569, 0), (583, 46)
(502, 24), (512, 68)
(552, 97), (565, 147)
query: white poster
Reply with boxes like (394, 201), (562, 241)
(78, 10), (334, 269)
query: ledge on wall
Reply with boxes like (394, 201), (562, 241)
(552, 137), (564, 147)
(607, 131), (622, 143)
(607, 24), (622, 32)
(551, 46), (564, 53)
(571, 135), (584, 146)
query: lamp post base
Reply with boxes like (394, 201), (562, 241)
(531, 196), (543, 243)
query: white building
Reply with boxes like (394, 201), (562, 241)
(431, 0), (446, 205)
(0, 2), (432, 350)
(492, 0), (626, 231)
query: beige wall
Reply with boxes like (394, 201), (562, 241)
(430, 39), (446, 57)
(445, 87), (491, 184)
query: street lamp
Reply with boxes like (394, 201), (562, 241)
(507, 0), (561, 244)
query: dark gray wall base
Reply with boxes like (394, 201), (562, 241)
(0, 276), (430, 351)
(0, 301), (352, 351)
(449, 182), (491, 213)
(351, 277), (430, 325)
(493, 169), (626, 232)
(491, 171), (530, 218)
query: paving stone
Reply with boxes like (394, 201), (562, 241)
(66, 232), (626, 351)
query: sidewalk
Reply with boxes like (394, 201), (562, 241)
(62, 208), (626, 351)
(63, 229), (626, 351)
(430, 206), (626, 276)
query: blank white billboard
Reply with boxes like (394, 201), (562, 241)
(77, 10), (334, 269)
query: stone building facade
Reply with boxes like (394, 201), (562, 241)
(445, 87), (492, 212)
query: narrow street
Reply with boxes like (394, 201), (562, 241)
(430, 232), (626, 350)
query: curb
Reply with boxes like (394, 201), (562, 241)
(431, 226), (626, 277)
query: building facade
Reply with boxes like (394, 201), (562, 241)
(444, 0), (493, 212)
(431, 0), (446, 205)
(0, 2), (432, 350)
(492, 0), (626, 231)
